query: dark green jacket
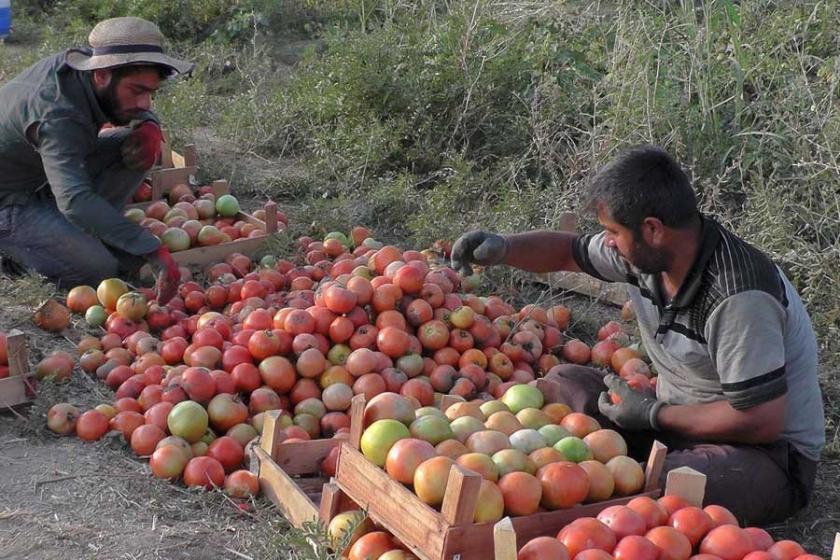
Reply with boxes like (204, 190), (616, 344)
(0, 50), (159, 255)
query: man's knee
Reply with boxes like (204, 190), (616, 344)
(56, 245), (119, 288)
(662, 443), (798, 525)
(537, 364), (609, 419)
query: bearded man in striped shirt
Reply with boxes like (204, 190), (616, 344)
(451, 145), (824, 525)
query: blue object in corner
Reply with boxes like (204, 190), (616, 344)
(0, 0), (11, 40)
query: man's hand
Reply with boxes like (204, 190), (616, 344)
(450, 231), (510, 276)
(598, 374), (665, 431)
(121, 121), (163, 171)
(145, 246), (179, 305)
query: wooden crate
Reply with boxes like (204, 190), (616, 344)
(168, 200), (279, 267)
(332, 441), (665, 560)
(131, 177), (279, 268)
(493, 466), (707, 559)
(129, 166), (201, 210)
(0, 330), (36, 408)
(159, 142), (198, 170)
(326, 389), (668, 560)
(128, 176), (231, 213)
(250, 398), (365, 528)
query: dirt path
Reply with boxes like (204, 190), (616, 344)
(0, 401), (308, 560)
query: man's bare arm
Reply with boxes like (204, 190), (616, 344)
(656, 396), (786, 444)
(502, 231), (582, 274)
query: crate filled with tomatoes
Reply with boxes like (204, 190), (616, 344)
(325, 383), (668, 560)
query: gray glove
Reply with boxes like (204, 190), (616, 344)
(598, 374), (665, 431)
(450, 231), (510, 276)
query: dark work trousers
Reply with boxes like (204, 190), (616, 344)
(540, 364), (817, 527)
(0, 128), (146, 287)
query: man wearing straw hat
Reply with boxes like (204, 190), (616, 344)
(451, 145), (824, 525)
(0, 17), (194, 303)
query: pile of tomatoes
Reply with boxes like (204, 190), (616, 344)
(517, 497), (822, 560)
(41, 226), (646, 502)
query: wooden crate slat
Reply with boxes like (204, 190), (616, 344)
(171, 232), (276, 266)
(319, 481), (342, 523)
(439, 394), (463, 413)
(319, 481), (361, 523)
(157, 136), (198, 170)
(151, 166), (199, 198)
(644, 440), (668, 492)
(239, 213), (267, 228)
(159, 141), (174, 168)
(439, 465), (481, 526)
(349, 394), (367, 450)
(0, 330), (35, 408)
(0, 375), (29, 408)
(493, 517), (517, 560)
(335, 443), (449, 560)
(170, 144), (198, 168)
(128, 166), (201, 210)
(7, 330), (27, 378)
(263, 202), (278, 234)
(664, 466), (706, 507)
(534, 271), (628, 307)
(255, 446), (320, 528)
(260, 410), (287, 459)
(273, 439), (340, 476)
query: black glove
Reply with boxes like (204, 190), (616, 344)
(450, 231), (510, 276)
(598, 374), (665, 431)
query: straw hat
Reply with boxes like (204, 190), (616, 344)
(66, 17), (194, 75)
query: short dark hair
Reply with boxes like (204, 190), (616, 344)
(584, 145), (697, 233)
(110, 64), (172, 81)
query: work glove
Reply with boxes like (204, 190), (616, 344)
(450, 231), (510, 276)
(145, 245), (179, 305)
(598, 374), (665, 431)
(121, 121), (163, 171)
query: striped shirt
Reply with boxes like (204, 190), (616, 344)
(572, 215), (824, 460)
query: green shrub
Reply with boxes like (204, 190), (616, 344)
(235, 0), (839, 333)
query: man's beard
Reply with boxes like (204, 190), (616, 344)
(627, 238), (671, 275)
(97, 79), (132, 126)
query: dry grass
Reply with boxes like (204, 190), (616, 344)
(0, 272), (59, 328)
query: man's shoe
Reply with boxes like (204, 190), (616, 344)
(0, 255), (27, 276)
